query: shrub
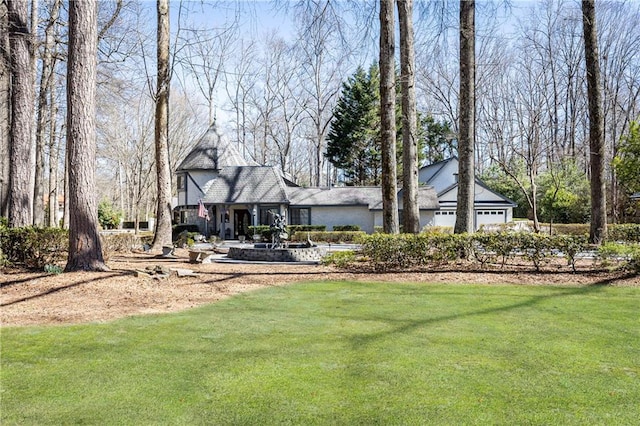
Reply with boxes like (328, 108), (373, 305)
(98, 199), (123, 230)
(248, 225), (272, 241)
(598, 242), (640, 271)
(290, 231), (365, 244)
(100, 233), (140, 255)
(172, 224), (200, 241)
(541, 223), (590, 236)
(287, 225), (326, 238)
(322, 250), (356, 267)
(333, 225), (361, 232)
(0, 226), (68, 269)
(608, 224), (640, 243)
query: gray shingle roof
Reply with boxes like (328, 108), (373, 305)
(287, 185), (439, 210)
(287, 186), (383, 208)
(202, 166), (289, 204)
(176, 124), (256, 171)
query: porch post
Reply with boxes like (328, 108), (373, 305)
(220, 204), (228, 240)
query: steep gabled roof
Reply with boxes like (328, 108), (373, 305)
(202, 166), (289, 204)
(419, 156), (458, 185)
(176, 124), (256, 171)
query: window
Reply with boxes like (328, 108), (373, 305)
(259, 206), (279, 225)
(177, 174), (185, 190)
(289, 208), (311, 225)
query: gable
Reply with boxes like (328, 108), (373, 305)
(418, 157), (459, 192)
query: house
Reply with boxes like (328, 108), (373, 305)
(174, 125), (515, 238)
(631, 192), (640, 201)
(418, 157), (517, 229)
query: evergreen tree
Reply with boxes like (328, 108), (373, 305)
(326, 65), (381, 185)
(613, 121), (640, 196)
(419, 115), (455, 165)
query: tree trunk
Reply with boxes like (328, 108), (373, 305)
(582, 0), (607, 244)
(0, 1), (10, 218)
(33, 0), (61, 226)
(379, 0), (399, 234)
(7, 0), (35, 227)
(48, 94), (59, 227)
(65, 0), (108, 271)
(398, 0), (420, 234)
(151, 0), (173, 251)
(454, 0), (475, 234)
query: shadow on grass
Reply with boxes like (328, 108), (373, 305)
(0, 271), (133, 307)
(343, 272), (638, 349)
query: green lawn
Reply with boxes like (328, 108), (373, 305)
(2, 281), (639, 425)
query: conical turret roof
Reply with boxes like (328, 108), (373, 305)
(176, 124), (255, 171)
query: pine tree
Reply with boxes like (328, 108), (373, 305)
(326, 65), (381, 185)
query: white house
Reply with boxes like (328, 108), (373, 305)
(174, 125), (515, 238)
(419, 157), (517, 229)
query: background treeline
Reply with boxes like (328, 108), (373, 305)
(1, 0), (639, 228)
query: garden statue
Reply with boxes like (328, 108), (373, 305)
(269, 211), (288, 248)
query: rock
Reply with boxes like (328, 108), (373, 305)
(171, 268), (199, 278)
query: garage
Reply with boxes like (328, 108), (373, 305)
(434, 210), (457, 227)
(476, 210), (506, 229)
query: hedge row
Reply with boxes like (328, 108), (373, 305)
(359, 232), (599, 272)
(0, 226), (69, 269)
(290, 231), (366, 244)
(0, 226), (153, 269)
(481, 222), (640, 242)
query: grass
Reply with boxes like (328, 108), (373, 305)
(2, 281), (639, 425)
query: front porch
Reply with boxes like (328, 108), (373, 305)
(173, 203), (289, 240)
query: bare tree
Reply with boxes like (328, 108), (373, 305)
(65, 0), (108, 271)
(294, 0), (348, 186)
(151, 0), (173, 251)
(398, 0), (420, 233)
(582, 0), (607, 244)
(224, 38), (258, 159)
(178, 23), (236, 125)
(454, 0), (475, 234)
(33, 0), (61, 226)
(380, 0), (399, 233)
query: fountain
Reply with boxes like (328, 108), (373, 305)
(227, 211), (326, 263)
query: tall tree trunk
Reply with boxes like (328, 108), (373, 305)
(0, 1), (10, 217)
(582, 0), (607, 244)
(47, 94), (59, 227)
(34, 0), (60, 226)
(151, 0), (173, 251)
(454, 0), (475, 234)
(65, 0), (108, 271)
(379, 0), (399, 234)
(398, 0), (420, 234)
(7, 0), (35, 227)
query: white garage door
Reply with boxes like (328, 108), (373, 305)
(434, 210), (457, 227)
(476, 210), (505, 228)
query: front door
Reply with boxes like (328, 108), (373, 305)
(234, 209), (251, 239)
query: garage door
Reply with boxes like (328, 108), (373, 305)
(434, 210), (457, 227)
(476, 210), (505, 228)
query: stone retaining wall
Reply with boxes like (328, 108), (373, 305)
(227, 247), (326, 262)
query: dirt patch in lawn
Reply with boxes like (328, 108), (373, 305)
(2, 249), (638, 326)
